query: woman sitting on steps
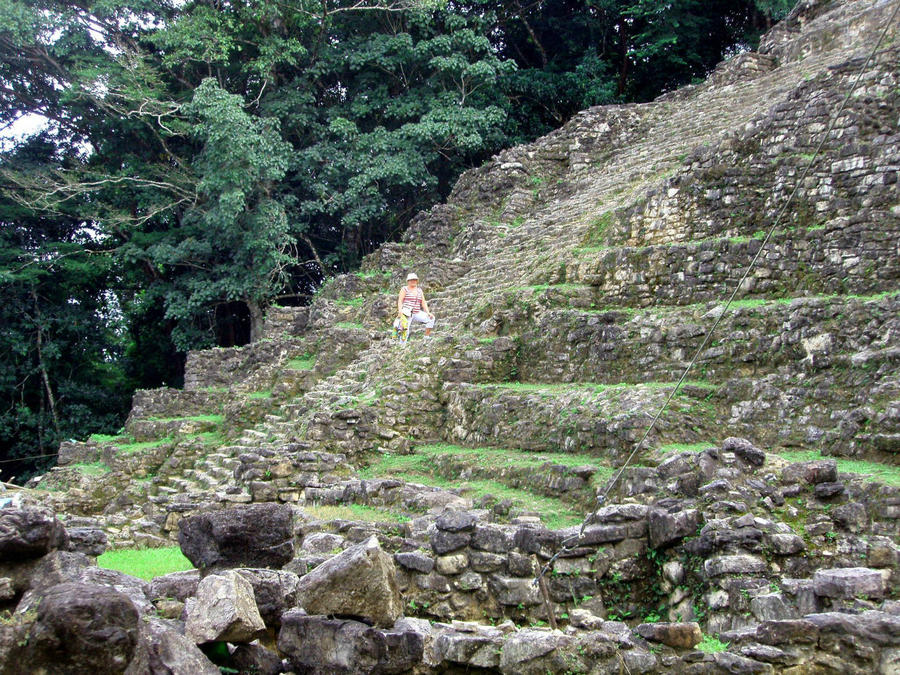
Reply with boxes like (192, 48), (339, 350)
(396, 272), (435, 342)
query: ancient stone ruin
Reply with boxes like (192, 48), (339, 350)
(2, 0), (899, 672)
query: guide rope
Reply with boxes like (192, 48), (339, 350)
(536, 1), (900, 585)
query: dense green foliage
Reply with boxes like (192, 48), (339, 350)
(0, 0), (791, 478)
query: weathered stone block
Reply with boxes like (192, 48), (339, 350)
(235, 568), (301, 626)
(649, 508), (700, 548)
(472, 524), (515, 553)
(395, 551), (434, 573)
(295, 535), (403, 627)
(704, 555), (767, 578)
(278, 612), (424, 675)
(0, 507), (69, 560)
(781, 460), (837, 485)
(436, 510), (477, 532)
(813, 567), (885, 600)
(489, 576), (542, 606)
(185, 571), (266, 643)
(435, 553), (468, 576)
(178, 503), (294, 572)
(9, 582), (140, 674)
(755, 619), (819, 646)
(635, 622), (702, 648)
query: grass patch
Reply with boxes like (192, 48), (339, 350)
(287, 355), (316, 370)
(335, 297), (365, 307)
(117, 437), (173, 454)
(248, 390), (273, 399)
(411, 443), (613, 473)
(196, 431), (225, 445)
(779, 450), (900, 486)
(355, 269), (390, 280)
(658, 442), (716, 453)
(697, 634), (730, 653)
(360, 450), (586, 529)
(87, 433), (124, 444)
(477, 380), (715, 394)
(303, 503), (410, 524)
(335, 321), (365, 331)
(146, 414), (224, 424)
(70, 461), (110, 475)
(98, 546), (194, 580)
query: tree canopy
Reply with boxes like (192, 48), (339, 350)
(0, 0), (792, 479)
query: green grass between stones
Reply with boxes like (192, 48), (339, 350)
(70, 461), (111, 475)
(658, 442), (716, 453)
(88, 435), (174, 453)
(779, 450), (900, 486)
(146, 414), (224, 424)
(303, 503), (410, 524)
(97, 547), (194, 580)
(697, 634), (730, 653)
(361, 445), (601, 529)
(287, 354), (316, 370)
(476, 380), (715, 394)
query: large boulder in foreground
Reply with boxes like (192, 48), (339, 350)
(126, 617), (219, 675)
(6, 582), (139, 674)
(294, 535), (403, 627)
(185, 571), (266, 644)
(0, 506), (69, 560)
(277, 612), (423, 675)
(178, 503), (294, 572)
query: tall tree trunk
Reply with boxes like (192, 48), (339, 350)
(247, 299), (264, 343)
(31, 288), (61, 439)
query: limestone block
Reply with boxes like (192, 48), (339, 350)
(755, 619), (819, 646)
(177, 502), (294, 572)
(649, 508), (700, 548)
(125, 616), (219, 675)
(634, 622), (702, 648)
(431, 530), (470, 554)
(435, 553), (468, 576)
(704, 554), (767, 578)
(395, 551), (435, 573)
(713, 651), (773, 674)
(235, 568), (301, 627)
(278, 612), (424, 675)
(813, 567), (885, 600)
(489, 576), (542, 607)
(499, 629), (569, 671)
(769, 533), (805, 555)
(750, 593), (798, 622)
(9, 582), (140, 674)
(65, 527), (108, 557)
(299, 532), (344, 556)
(149, 570), (200, 603)
(433, 630), (500, 668)
(230, 642), (283, 675)
(472, 523), (515, 553)
(781, 460), (837, 485)
(722, 437), (766, 467)
(294, 535), (403, 627)
(436, 510), (477, 532)
(185, 571), (266, 644)
(0, 506), (69, 560)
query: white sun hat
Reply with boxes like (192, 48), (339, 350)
(406, 273), (418, 281)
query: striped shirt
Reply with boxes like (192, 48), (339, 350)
(401, 286), (423, 314)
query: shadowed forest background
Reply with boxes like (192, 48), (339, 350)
(0, 0), (792, 480)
